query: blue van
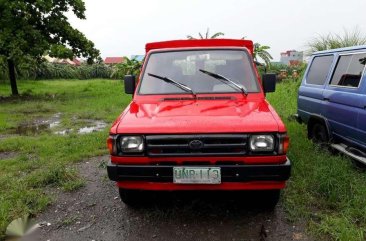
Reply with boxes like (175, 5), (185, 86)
(297, 45), (366, 164)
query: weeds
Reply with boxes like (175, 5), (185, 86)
(267, 80), (366, 241)
(0, 79), (130, 239)
(1, 79), (365, 240)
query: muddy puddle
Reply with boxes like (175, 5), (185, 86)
(54, 120), (107, 135)
(9, 113), (107, 136)
(77, 120), (107, 134)
(12, 113), (61, 135)
(0, 151), (18, 160)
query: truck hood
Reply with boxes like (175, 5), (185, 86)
(114, 98), (281, 134)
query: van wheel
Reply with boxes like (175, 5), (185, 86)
(309, 122), (329, 143)
(119, 189), (145, 207)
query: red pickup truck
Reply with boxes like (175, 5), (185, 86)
(107, 39), (291, 207)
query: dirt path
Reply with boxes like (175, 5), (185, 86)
(29, 155), (311, 241)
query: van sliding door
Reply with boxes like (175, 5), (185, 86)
(323, 52), (365, 147)
(358, 76), (366, 147)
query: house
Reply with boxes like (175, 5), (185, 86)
(280, 50), (303, 66)
(104, 57), (125, 65)
(44, 55), (82, 65)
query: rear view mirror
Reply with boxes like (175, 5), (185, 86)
(124, 75), (136, 95)
(262, 73), (277, 93)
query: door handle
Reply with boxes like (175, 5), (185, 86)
(323, 98), (330, 101)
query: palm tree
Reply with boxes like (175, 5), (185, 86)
(307, 28), (366, 53)
(187, 31), (273, 67)
(253, 43), (273, 67)
(187, 28), (225, 39)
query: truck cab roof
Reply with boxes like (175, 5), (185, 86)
(145, 39), (254, 54)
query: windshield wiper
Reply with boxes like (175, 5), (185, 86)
(199, 69), (248, 96)
(148, 73), (196, 98)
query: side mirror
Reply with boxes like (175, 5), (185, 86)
(124, 75), (136, 95)
(262, 73), (277, 93)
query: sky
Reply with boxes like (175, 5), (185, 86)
(67, 0), (366, 61)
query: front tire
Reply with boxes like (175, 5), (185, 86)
(250, 190), (281, 210)
(309, 122), (329, 144)
(119, 188), (145, 206)
(261, 190), (281, 209)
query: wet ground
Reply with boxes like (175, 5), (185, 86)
(27, 155), (312, 241)
(7, 113), (107, 136)
(0, 151), (18, 160)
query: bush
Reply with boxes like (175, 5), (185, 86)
(269, 62), (307, 81)
(35, 62), (113, 80)
(0, 57), (142, 81)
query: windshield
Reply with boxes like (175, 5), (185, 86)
(138, 50), (260, 95)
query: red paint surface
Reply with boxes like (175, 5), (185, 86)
(109, 39), (289, 191)
(111, 155), (287, 165)
(145, 39), (254, 54)
(117, 181), (286, 191)
(110, 95), (285, 134)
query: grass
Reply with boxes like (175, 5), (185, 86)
(267, 80), (366, 241)
(0, 79), (365, 240)
(0, 79), (131, 239)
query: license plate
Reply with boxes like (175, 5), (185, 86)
(173, 167), (221, 184)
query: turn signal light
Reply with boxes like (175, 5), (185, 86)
(278, 134), (289, 154)
(107, 135), (117, 155)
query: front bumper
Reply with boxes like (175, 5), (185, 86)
(107, 158), (291, 183)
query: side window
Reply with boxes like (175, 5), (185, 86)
(330, 53), (366, 88)
(306, 55), (334, 85)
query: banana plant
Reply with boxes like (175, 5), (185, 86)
(110, 57), (143, 79)
(253, 43), (273, 68)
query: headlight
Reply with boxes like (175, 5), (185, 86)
(120, 136), (144, 153)
(250, 135), (274, 152)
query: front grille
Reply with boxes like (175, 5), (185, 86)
(145, 134), (248, 156)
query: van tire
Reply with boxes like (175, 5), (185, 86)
(309, 122), (329, 144)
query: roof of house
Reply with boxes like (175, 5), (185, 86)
(104, 57), (124, 64)
(145, 39), (254, 54)
(280, 50), (301, 56)
(44, 55), (81, 65)
(72, 58), (81, 66)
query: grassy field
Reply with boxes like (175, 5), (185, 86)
(0, 79), (131, 239)
(267, 80), (366, 241)
(0, 79), (365, 240)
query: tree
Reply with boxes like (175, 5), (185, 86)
(0, 0), (100, 95)
(307, 28), (366, 53)
(187, 28), (225, 39)
(253, 43), (273, 68)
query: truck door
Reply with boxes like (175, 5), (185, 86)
(323, 52), (365, 145)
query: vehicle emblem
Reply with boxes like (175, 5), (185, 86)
(189, 140), (204, 150)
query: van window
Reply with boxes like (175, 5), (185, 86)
(330, 53), (366, 88)
(306, 55), (334, 85)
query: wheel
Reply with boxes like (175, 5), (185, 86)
(119, 188), (145, 206)
(309, 122), (329, 144)
(250, 190), (281, 210)
(261, 190), (281, 209)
